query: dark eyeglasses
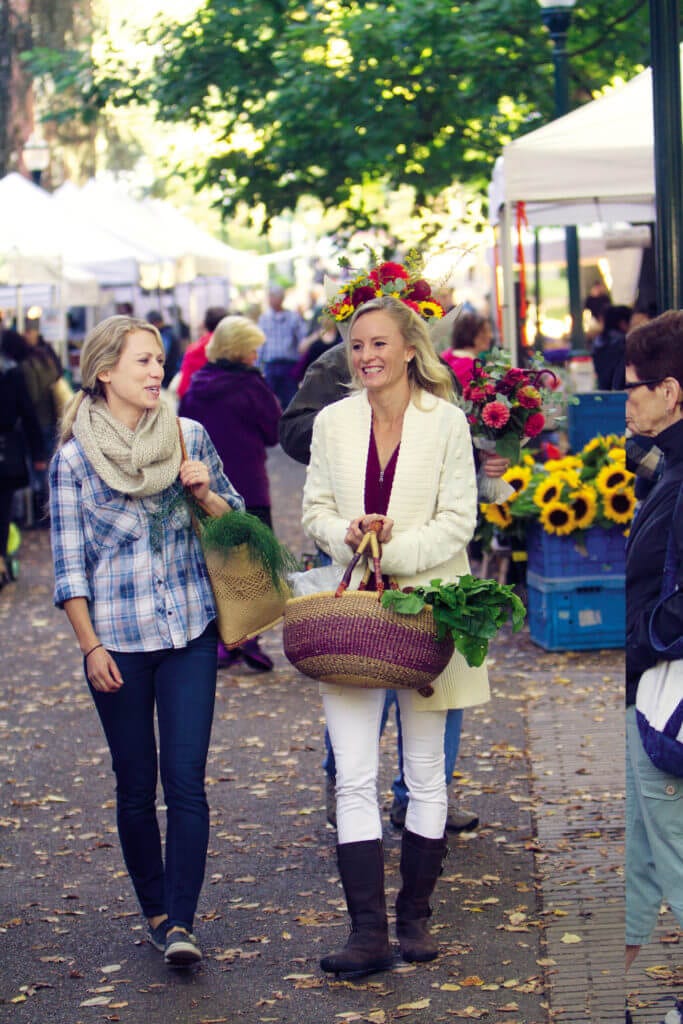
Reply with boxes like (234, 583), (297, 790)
(623, 378), (664, 391)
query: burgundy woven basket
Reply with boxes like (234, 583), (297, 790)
(282, 589), (454, 697)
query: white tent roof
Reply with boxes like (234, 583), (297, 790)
(488, 56), (669, 227)
(0, 173), (159, 289)
(54, 180), (247, 285)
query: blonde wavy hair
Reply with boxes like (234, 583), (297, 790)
(58, 315), (163, 446)
(206, 315), (265, 363)
(347, 295), (454, 403)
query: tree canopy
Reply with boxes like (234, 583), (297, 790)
(24, 0), (653, 227)
(139, 0), (650, 226)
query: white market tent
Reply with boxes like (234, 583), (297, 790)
(488, 52), (673, 361)
(52, 179), (259, 287)
(0, 173), (160, 290)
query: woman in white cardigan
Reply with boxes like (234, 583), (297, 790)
(302, 296), (489, 975)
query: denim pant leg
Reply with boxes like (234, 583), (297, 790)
(392, 705), (463, 807)
(156, 626), (217, 930)
(90, 655), (166, 920)
(626, 705), (683, 944)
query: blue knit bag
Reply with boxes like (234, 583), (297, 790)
(636, 485), (683, 777)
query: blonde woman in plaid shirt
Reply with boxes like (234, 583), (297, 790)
(49, 315), (243, 968)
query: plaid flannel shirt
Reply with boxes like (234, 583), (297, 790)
(50, 417), (244, 652)
(257, 308), (307, 363)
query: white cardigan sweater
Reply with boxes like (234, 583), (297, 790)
(302, 388), (490, 712)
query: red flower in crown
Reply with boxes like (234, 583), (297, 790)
(350, 284), (377, 306)
(369, 261), (410, 284)
(405, 278), (432, 301)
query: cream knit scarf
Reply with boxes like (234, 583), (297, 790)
(72, 393), (181, 497)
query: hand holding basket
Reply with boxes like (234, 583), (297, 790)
(282, 523), (454, 697)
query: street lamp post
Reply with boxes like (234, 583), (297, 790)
(538, 0), (583, 350)
(22, 130), (50, 187)
(649, 0), (683, 312)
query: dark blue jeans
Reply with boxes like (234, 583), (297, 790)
(323, 693), (463, 806)
(89, 622), (217, 930)
(264, 359), (299, 410)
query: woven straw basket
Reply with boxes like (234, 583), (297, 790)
(283, 589), (453, 696)
(204, 543), (287, 649)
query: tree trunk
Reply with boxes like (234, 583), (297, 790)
(0, 0), (11, 176)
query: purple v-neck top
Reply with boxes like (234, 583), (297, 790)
(364, 430), (400, 515)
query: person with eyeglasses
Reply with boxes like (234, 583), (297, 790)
(623, 311), (683, 976)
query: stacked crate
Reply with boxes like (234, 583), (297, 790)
(525, 524), (626, 650)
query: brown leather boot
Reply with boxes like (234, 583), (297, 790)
(395, 829), (448, 963)
(320, 840), (394, 975)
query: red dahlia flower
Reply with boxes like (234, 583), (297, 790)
(502, 368), (527, 387)
(481, 401), (511, 428)
(350, 284), (377, 307)
(464, 381), (496, 402)
(517, 385), (542, 409)
(406, 278), (432, 301)
(523, 412), (545, 437)
(369, 261), (410, 284)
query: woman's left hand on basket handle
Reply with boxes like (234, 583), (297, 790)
(345, 514), (394, 549)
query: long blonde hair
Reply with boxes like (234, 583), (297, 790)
(347, 296), (454, 402)
(58, 316), (163, 446)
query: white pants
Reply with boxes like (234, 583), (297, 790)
(323, 687), (447, 843)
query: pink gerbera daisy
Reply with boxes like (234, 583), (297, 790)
(481, 401), (510, 429)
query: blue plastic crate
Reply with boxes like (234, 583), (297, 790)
(567, 391), (626, 452)
(526, 571), (625, 651)
(526, 524), (626, 579)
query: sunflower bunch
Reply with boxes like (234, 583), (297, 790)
(477, 433), (636, 542)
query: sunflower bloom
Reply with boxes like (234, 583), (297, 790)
(480, 502), (513, 529)
(503, 464), (533, 501)
(603, 487), (636, 525)
(417, 300), (444, 319)
(570, 486), (598, 530)
(608, 447), (626, 464)
(533, 474), (565, 508)
(595, 464), (635, 495)
(540, 501), (577, 536)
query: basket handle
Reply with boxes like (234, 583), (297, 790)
(335, 521), (389, 598)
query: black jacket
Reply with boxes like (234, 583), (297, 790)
(0, 357), (43, 451)
(625, 417), (683, 705)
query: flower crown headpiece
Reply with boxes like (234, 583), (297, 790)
(323, 249), (446, 336)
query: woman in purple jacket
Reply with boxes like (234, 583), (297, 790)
(179, 315), (282, 670)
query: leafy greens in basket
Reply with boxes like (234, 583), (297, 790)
(381, 575), (526, 668)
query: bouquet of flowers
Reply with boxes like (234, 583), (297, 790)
(457, 352), (557, 461)
(478, 434), (636, 544)
(323, 248), (446, 338)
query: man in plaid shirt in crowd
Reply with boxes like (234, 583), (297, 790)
(257, 285), (307, 409)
